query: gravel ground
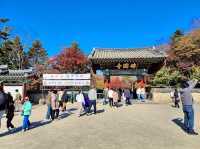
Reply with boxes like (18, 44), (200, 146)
(0, 102), (200, 149)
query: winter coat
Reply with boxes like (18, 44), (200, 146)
(51, 93), (59, 110)
(0, 91), (8, 111)
(6, 94), (15, 118)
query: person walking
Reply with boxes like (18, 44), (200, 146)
(0, 86), (8, 128)
(76, 90), (85, 117)
(6, 92), (15, 130)
(124, 88), (131, 105)
(140, 87), (146, 102)
(55, 91), (60, 118)
(58, 89), (64, 111)
(174, 88), (180, 108)
(136, 87), (142, 101)
(45, 90), (52, 120)
(113, 89), (119, 108)
(61, 90), (68, 111)
(21, 96), (32, 132)
(50, 90), (59, 120)
(88, 87), (97, 114)
(103, 88), (108, 105)
(14, 89), (22, 112)
(108, 88), (114, 107)
(179, 78), (198, 135)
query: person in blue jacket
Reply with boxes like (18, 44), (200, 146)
(21, 96), (32, 132)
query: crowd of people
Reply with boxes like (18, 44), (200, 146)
(0, 78), (199, 135)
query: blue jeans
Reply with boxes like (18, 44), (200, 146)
(23, 115), (30, 130)
(183, 105), (194, 131)
(137, 94), (141, 100)
(46, 104), (52, 120)
(137, 94), (145, 101)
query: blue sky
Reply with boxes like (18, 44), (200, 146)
(0, 0), (200, 56)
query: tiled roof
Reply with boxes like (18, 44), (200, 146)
(89, 48), (166, 60)
(0, 68), (35, 82)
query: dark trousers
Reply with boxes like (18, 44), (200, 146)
(7, 114), (14, 128)
(55, 109), (59, 118)
(88, 100), (97, 114)
(175, 99), (180, 108)
(113, 102), (119, 107)
(126, 97), (131, 105)
(109, 98), (113, 107)
(59, 101), (63, 108)
(51, 109), (55, 120)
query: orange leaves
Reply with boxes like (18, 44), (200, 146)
(50, 46), (90, 73)
(168, 28), (200, 72)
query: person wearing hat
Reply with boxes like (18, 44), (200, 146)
(21, 96), (32, 132)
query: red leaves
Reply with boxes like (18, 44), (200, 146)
(49, 46), (90, 73)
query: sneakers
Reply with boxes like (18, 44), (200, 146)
(188, 130), (198, 135)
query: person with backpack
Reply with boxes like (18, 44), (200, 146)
(6, 92), (15, 130)
(0, 86), (8, 128)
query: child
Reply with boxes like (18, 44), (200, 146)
(21, 96), (32, 132)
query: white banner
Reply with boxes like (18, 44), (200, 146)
(43, 73), (90, 80)
(43, 80), (90, 86)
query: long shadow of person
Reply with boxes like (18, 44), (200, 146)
(86, 109), (105, 116)
(96, 109), (105, 114)
(172, 118), (188, 133)
(0, 120), (51, 137)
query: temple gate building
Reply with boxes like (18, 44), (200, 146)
(89, 47), (166, 90)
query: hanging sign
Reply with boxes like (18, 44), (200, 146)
(43, 80), (90, 86)
(43, 73), (90, 80)
(115, 63), (137, 69)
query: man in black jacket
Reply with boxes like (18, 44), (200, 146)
(0, 85), (8, 128)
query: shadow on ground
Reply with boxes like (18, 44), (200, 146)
(0, 120), (51, 137)
(80, 109), (105, 117)
(0, 108), (78, 137)
(59, 108), (77, 119)
(172, 118), (187, 133)
(96, 109), (105, 114)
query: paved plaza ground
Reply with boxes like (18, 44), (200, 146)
(0, 102), (200, 149)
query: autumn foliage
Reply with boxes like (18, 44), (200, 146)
(167, 29), (200, 74)
(49, 44), (90, 73)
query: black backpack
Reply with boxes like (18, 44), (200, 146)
(0, 92), (7, 110)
